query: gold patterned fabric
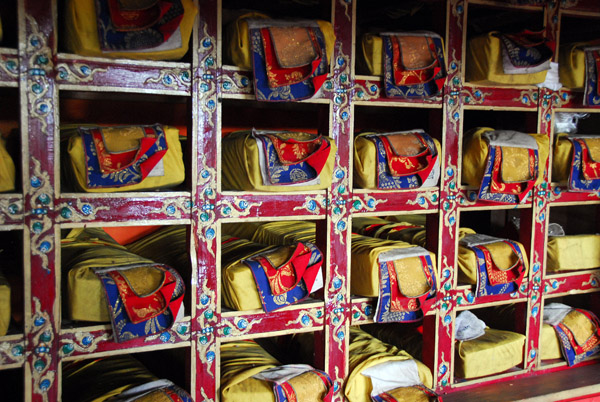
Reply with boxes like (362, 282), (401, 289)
(501, 147), (534, 182)
(563, 310), (597, 347)
(346, 327), (433, 402)
(462, 127), (549, 191)
(64, 0), (197, 60)
(547, 234), (600, 272)
(455, 328), (526, 379)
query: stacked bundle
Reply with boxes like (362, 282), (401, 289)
(467, 30), (554, 85)
(64, 124), (185, 192)
(0, 135), (15, 192)
(454, 310), (526, 379)
(220, 340), (333, 402)
(63, 228), (185, 343)
(62, 355), (192, 401)
(462, 128), (549, 204)
(222, 129), (336, 192)
(553, 133), (600, 193)
(227, 13), (335, 102)
(354, 130), (441, 190)
(457, 230), (529, 299)
(221, 235), (324, 312)
(361, 32), (447, 98)
(64, 0), (197, 60)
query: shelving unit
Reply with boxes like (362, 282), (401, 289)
(0, 0), (599, 401)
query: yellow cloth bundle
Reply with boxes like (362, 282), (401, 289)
(462, 127), (549, 190)
(552, 133), (573, 183)
(0, 137), (15, 193)
(466, 32), (548, 85)
(361, 323), (424, 360)
(62, 355), (158, 402)
(221, 237), (271, 311)
(547, 234), (600, 272)
(65, 125), (185, 193)
(541, 323), (563, 360)
(558, 42), (593, 90)
(63, 228), (153, 322)
(0, 269), (10, 336)
(222, 131), (337, 192)
(126, 225), (191, 276)
(352, 216), (426, 246)
(249, 221), (317, 245)
(455, 328), (525, 379)
(63, 0), (197, 60)
(350, 235), (437, 298)
(361, 34), (385, 76)
(353, 132), (441, 190)
(345, 327), (433, 402)
(457, 228), (529, 285)
(226, 13), (336, 71)
(220, 340), (279, 402)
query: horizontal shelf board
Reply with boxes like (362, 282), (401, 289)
(351, 189), (440, 214)
(59, 318), (192, 359)
(56, 54), (191, 95)
(0, 48), (18, 86)
(219, 301), (325, 340)
(56, 193), (193, 224)
(467, 0), (544, 10)
(461, 85), (540, 109)
(444, 361), (600, 402)
(353, 76), (443, 106)
(542, 270), (600, 297)
(451, 367), (528, 389)
(218, 192), (328, 219)
(0, 335), (25, 368)
(452, 283), (529, 309)
(0, 194), (24, 225)
(548, 186), (600, 205)
(351, 297), (376, 324)
(560, 0), (600, 14)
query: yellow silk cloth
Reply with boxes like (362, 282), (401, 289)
(352, 216), (426, 246)
(547, 234), (600, 272)
(354, 132), (441, 190)
(222, 131), (337, 192)
(541, 323), (563, 360)
(558, 43), (588, 90)
(0, 137), (15, 192)
(466, 32), (548, 85)
(346, 327), (433, 402)
(64, 0), (197, 60)
(455, 328), (525, 379)
(226, 13), (336, 71)
(247, 221), (317, 245)
(126, 225), (191, 276)
(457, 228), (529, 285)
(63, 228), (153, 322)
(66, 125), (184, 192)
(221, 237), (272, 311)
(220, 340), (280, 402)
(0, 270), (10, 336)
(462, 127), (549, 189)
(361, 323), (424, 361)
(62, 355), (158, 402)
(351, 235), (437, 298)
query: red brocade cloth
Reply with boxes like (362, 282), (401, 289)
(260, 26), (323, 88)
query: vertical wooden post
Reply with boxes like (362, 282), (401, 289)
(19, 1), (59, 401)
